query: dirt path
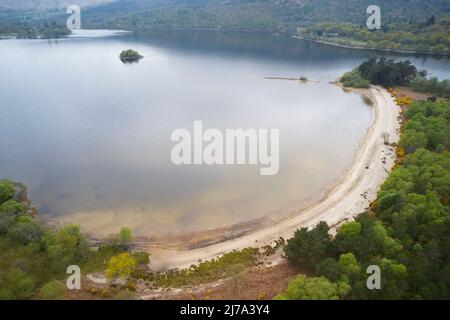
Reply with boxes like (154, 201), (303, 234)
(143, 86), (400, 271)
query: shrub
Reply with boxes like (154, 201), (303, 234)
(106, 253), (137, 279)
(341, 69), (370, 88)
(38, 280), (67, 300)
(0, 181), (15, 204)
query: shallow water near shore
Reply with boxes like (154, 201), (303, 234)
(0, 30), (449, 238)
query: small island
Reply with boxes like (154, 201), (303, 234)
(119, 49), (143, 63)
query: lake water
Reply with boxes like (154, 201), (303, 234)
(1, 30), (449, 239)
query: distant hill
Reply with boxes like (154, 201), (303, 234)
(79, 0), (450, 32)
(1, 0), (449, 36)
(2, 1), (449, 30)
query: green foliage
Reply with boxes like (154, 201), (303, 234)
(80, 245), (115, 274)
(82, 1), (289, 33)
(378, 258), (409, 298)
(358, 57), (418, 88)
(284, 222), (332, 269)
(411, 75), (450, 99)
(275, 275), (340, 300)
(0, 211), (16, 235)
(354, 258), (409, 299)
(38, 280), (67, 300)
(8, 215), (44, 245)
(337, 221), (362, 238)
(0, 199), (26, 215)
(0, 268), (36, 300)
(338, 253), (361, 283)
(335, 221), (363, 256)
(340, 57), (425, 90)
(0, 180), (15, 203)
(116, 227), (134, 248)
(315, 258), (340, 282)
(400, 130), (428, 153)
(44, 224), (90, 272)
(119, 50), (143, 63)
(341, 69), (370, 88)
(283, 99), (450, 299)
(0, 187), (27, 235)
(106, 252), (137, 279)
(401, 101), (450, 152)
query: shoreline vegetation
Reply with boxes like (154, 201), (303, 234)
(294, 35), (450, 56)
(2, 25), (448, 58)
(0, 179), (150, 299)
(0, 22), (71, 39)
(295, 17), (450, 55)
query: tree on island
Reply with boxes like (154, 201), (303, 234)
(119, 49), (143, 63)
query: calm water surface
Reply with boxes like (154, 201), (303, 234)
(1, 30), (449, 238)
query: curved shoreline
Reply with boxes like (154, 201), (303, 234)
(142, 85), (401, 270)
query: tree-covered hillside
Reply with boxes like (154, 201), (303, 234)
(80, 0), (450, 32)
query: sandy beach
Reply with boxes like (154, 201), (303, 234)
(141, 85), (401, 271)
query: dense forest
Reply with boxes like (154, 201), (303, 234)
(78, 0), (450, 32)
(278, 65), (450, 299)
(342, 57), (419, 88)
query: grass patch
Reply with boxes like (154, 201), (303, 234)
(142, 248), (260, 288)
(82, 246), (121, 274)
